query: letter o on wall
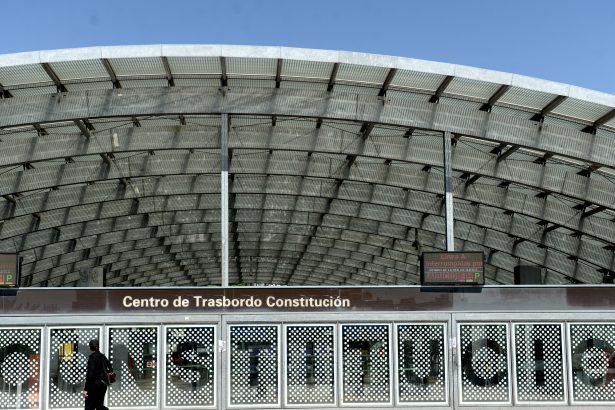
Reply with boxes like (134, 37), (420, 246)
(573, 338), (615, 387)
(461, 338), (506, 387)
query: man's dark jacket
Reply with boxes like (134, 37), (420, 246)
(85, 351), (108, 390)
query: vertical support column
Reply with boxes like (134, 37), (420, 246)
(221, 113), (229, 287)
(443, 131), (455, 251)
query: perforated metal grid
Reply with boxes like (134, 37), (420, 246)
(0, 328), (41, 410)
(49, 60), (109, 81)
(108, 326), (159, 408)
(167, 57), (221, 75)
(282, 60), (333, 80)
(109, 57), (166, 77)
(569, 323), (615, 403)
(445, 77), (503, 101)
(513, 324), (565, 403)
(341, 324), (391, 404)
(396, 324), (447, 403)
(552, 98), (613, 123)
(389, 70), (445, 92)
(0, 45), (613, 288)
(459, 323), (510, 404)
(48, 327), (100, 409)
(229, 325), (279, 406)
(165, 326), (216, 408)
(285, 325), (335, 405)
(0, 63), (50, 86)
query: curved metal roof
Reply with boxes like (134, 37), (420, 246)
(0, 45), (614, 287)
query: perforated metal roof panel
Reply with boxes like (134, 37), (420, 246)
(0, 45), (614, 287)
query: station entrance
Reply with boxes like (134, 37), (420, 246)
(1, 286), (614, 409)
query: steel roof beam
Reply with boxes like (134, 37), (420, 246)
(378, 68), (397, 97)
(1, 194), (16, 205)
(480, 84), (510, 112)
(73, 119), (92, 138)
(220, 57), (228, 88)
(100, 153), (112, 165)
(0, 88), (610, 171)
(465, 174), (481, 185)
(0, 141), (610, 234)
(24, 233), (418, 286)
(275, 59), (283, 89)
(12, 194), (608, 284)
(582, 205), (606, 218)
(534, 152), (553, 165)
(41, 63), (68, 93)
(360, 122), (375, 140)
(2, 148), (613, 246)
(531, 95), (567, 122)
(33, 123), (48, 136)
(429, 75), (454, 103)
(582, 108), (615, 134)
(0, 82), (12, 98)
(327, 63), (339, 92)
(577, 164), (601, 177)
(161, 57), (175, 87)
(490, 143), (507, 155)
(101, 59), (121, 89)
(18, 184), (600, 255)
(496, 145), (519, 162)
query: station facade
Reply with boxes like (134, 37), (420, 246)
(0, 45), (615, 409)
(1, 287), (615, 409)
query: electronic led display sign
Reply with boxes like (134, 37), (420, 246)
(421, 252), (484, 286)
(0, 254), (20, 287)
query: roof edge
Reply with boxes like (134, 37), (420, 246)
(0, 44), (613, 108)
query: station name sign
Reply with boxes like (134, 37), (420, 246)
(122, 294), (351, 310)
(421, 251), (484, 286)
(0, 254), (19, 288)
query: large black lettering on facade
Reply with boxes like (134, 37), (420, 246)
(397, 324), (446, 403)
(513, 324), (565, 403)
(165, 326), (215, 407)
(286, 325), (335, 405)
(107, 326), (158, 408)
(229, 325), (279, 406)
(341, 324), (390, 404)
(48, 327), (99, 409)
(569, 324), (615, 403)
(459, 324), (509, 404)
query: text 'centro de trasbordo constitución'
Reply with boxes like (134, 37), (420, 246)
(122, 295), (351, 309)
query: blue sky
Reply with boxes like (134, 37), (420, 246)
(2, 0), (614, 94)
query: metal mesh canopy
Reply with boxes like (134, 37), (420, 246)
(0, 45), (614, 287)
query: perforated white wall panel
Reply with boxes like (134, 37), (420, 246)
(569, 323), (615, 403)
(165, 326), (215, 408)
(108, 326), (158, 408)
(48, 327), (100, 409)
(0, 328), (41, 410)
(229, 325), (279, 406)
(459, 323), (510, 404)
(341, 324), (390, 404)
(286, 325), (335, 405)
(513, 324), (565, 403)
(396, 324), (447, 403)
